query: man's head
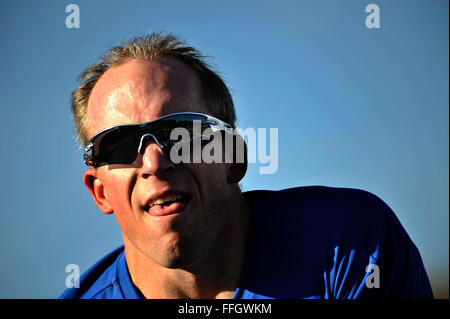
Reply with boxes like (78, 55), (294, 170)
(72, 33), (247, 269)
(72, 33), (236, 148)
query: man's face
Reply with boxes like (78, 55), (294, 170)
(85, 58), (237, 268)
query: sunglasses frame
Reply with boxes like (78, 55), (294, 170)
(83, 112), (233, 167)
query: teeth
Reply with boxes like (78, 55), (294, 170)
(148, 194), (184, 207)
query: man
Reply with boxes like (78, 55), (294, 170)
(60, 33), (433, 299)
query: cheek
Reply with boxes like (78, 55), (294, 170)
(101, 169), (137, 218)
(189, 163), (229, 203)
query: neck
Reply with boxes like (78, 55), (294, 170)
(124, 192), (250, 299)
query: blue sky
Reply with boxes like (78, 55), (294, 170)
(0, 0), (448, 298)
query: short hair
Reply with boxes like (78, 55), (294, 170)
(71, 32), (236, 146)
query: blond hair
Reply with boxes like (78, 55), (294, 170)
(71, 32), (236, 146)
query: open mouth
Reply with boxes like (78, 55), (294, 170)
(145, 193), (190, 217)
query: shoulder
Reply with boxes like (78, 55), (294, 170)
(243, 186), (407, 245)
(59, 246), (125, 299)
(240, 186), (433, 298)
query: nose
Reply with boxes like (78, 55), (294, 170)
(138, 135), (174, 177)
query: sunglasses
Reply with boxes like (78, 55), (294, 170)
(83, 112), (233, 167)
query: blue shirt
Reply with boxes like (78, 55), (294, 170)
(60, 186), (433, 299)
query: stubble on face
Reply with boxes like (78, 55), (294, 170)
(86, 57), (235, 269)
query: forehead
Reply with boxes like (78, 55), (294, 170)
(86, 58), (209, 139)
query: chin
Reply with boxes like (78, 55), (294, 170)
(154, 236), (207, 270)
(153, 250), (197, 269)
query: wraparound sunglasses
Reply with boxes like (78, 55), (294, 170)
(83, 112), (233, 167)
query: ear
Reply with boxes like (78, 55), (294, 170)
(83, 168), (114, 215)
(227, 136), (248, 184)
